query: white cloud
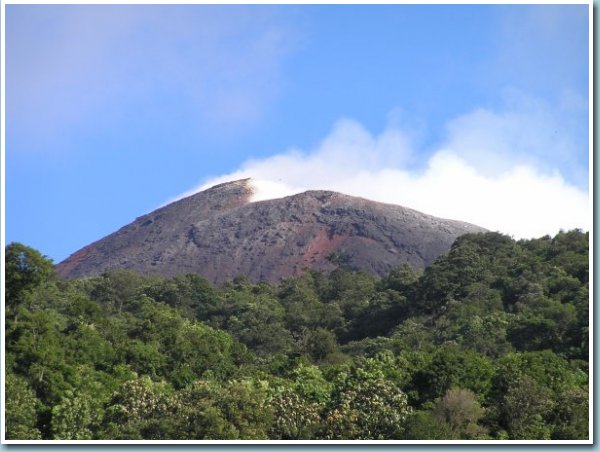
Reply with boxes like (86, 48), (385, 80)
(181, 111), (588, 240)
(443, 89), (588, 186)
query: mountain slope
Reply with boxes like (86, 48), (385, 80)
(56, 179), (486, 283)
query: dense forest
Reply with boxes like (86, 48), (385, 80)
(4, 231), (589, 440)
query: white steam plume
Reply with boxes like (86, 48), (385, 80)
(178, 113), (588, 240)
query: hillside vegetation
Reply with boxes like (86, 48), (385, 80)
(5, 231), (589, 440)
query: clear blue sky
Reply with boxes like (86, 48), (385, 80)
(5, 4), (590, 263)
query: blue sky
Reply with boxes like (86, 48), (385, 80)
(5, 4), (590, 263)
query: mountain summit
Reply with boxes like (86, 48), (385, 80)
(56, 179), (486, 283)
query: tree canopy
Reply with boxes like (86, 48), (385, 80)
(4, 231), (589, 440)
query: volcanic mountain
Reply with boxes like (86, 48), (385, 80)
(56, 179), (486, 283)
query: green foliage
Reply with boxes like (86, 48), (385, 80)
(3, 231), (588, 440)
(431, 388), (487, 439)
(324, 378), (412, 439)
(550, 386), (589, 440)
(403, 410), (453, 440)
(102, 376), (176, 439)
(51, 392), (103, 440)
(289, 363), (332, 404)
(268, 388), (323, 439)
(5, 372), (43, 440)
(412, 345), (495, 404)
(502, 376), (554, 439)
(175, 378), (273, 439)
(5, 242), (54, 309)
(90, 269), (148, 313)
(301, 328), (340, 363)
(379, 263), (420, 293)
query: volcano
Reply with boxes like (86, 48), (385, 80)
(56, 179), (486, 283)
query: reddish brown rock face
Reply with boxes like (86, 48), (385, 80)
(55, 179), (486, 284)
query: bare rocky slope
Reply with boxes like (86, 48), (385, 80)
(56, 179), (487, 283)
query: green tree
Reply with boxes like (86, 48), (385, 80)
(412, 345), (495, 404)
(302, 328), (339, 363)
(502, 376), (554, 440)
(170, 321), (243, 380)
(5, 242), (54, 309)
(176, 378), (273, 440)
(5, 372), (43, 440)
(268, 388), (323, 439)
(50, 392), (103, 440)
(324, 378), (412, 439)
(550, 386), (589, 440)
(90, 269), (148, 313)
(101, 376), (176, 439)
(323, 355), (412, 439)
(224, 294), (293, 356)
(289, 362), (332, 404)
(379, 263), (419, 294)
(431, 387), (487, 439)
(403, 410), (453, 440)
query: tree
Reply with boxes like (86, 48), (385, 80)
(101, 376), (176, 439)
(289, 362), (332, 404)
(175, 378), (273, 440)
(550, 386), (589, 440)
(346, 290), (409, 341)
(502, 376), (554, 440)
(412, 345), (494, 404)
(403, 410), (453, 440)
(224, 294), (294, 356)
(268, 388), (322, 439)
(170, 321), (242, 380)
(5, 373), (42, 440)
(323, 355), (412, 439)
(324, 378), (412, 439)
(5, 242), (54, 308)
(379, 263), (419, 294)
(546, 230), (589, 283)
(141, 273), (219, 318)
(90, 269), (147, 313)
(2, 234), (588, 441)
(50, 392), (103, 440)
(431, 387), (487, 439)
(302, 328), (339, 363)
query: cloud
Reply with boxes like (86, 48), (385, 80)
(443, 89), (588, 187)
(6, 5), (298, 152)
(181, 106), (588, 240)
